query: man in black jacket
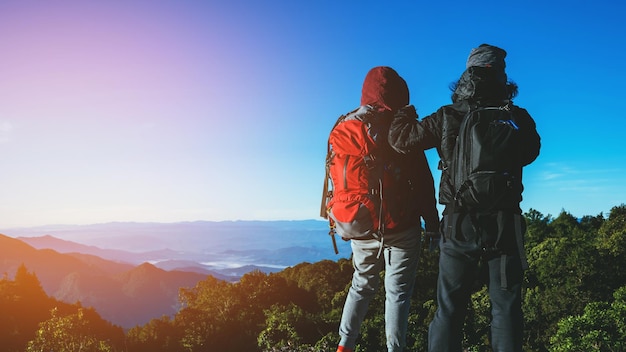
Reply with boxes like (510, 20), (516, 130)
(388, 44), (541, 351)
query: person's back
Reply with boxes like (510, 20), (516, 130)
(388, 44), (541, 351)
(328, 66), (439, 352)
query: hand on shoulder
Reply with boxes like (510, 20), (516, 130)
(395, 104), (418, 119)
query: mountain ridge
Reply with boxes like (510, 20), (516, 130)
(0, 234), (207, 328)
(0, 220), (352, 328)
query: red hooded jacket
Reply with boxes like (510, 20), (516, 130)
(324, 66), (439, 237)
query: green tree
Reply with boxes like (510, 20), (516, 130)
(579, 213), (605, 234)
(0, 264), (53, 352)
(175, 270), (317, 351)
(549, 286), (626, 351)
(257, 303), (305, 350)
(176, 275), (234, 351)
(278, 259), (353, 312)
(596, 204), (626, 257)
(524, 208), (553, 249)
(405, 249), (439, 351)
(524, 211), (600, 349)
(356, 308), (386, 351)
(117, 205), (626, 351)
(126, 315), (182, 352)
(462, 287), (492, 351)
(590, 205), (626, 316)
(26, 307), (118, 352)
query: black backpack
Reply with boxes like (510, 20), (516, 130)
(450, 103), (523, 212)
(448, 103), (531, 274)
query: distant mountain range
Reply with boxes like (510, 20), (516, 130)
(0, 220), (352, 328)
(6, 220), (352, 274)
(0, 234), (206, 328)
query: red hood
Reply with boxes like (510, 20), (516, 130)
(360, 66), (409, 112)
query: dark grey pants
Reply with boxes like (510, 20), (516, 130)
(428, 213), (524, 352)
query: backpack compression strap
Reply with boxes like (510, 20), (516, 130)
(321, 114), (349, 255)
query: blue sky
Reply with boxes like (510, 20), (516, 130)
(0, 0), (624, 227)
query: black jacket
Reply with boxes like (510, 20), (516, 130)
(388, 67), (541, 214)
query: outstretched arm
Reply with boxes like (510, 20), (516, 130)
(388, 105), (438, 154)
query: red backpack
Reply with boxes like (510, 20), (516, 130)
(320, 106), (416, 253)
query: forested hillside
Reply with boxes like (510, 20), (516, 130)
(2, 205), (625, 352)
(0, 234), (207, 328)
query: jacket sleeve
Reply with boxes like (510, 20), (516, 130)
(515, 106), (541, 166)
(388, 105), (439, 154)
(389, 105), (440, 231)
(415, 150), (440, 232)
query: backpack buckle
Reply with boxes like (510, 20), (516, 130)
(363, 154), (376, 170)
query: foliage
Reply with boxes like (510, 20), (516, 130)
(524, 208), (553, 249)
(549, 286), (626, 351)
(0, 264), (52, 352)
(26, 307), (121, 352)
(597, 204), (626, 256)
(258, 303), (306, 350)
(0, 264), (124, 352)
(524, 210), (606, 349)
(126, 316), (181, 352)
(278, 259), (353, 312)
(4, 204), (626, 351)
(463, 287), (492, 351)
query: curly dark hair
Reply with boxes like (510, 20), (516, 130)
(449, 67), (519, 104)
(449, 80), (518, 99)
